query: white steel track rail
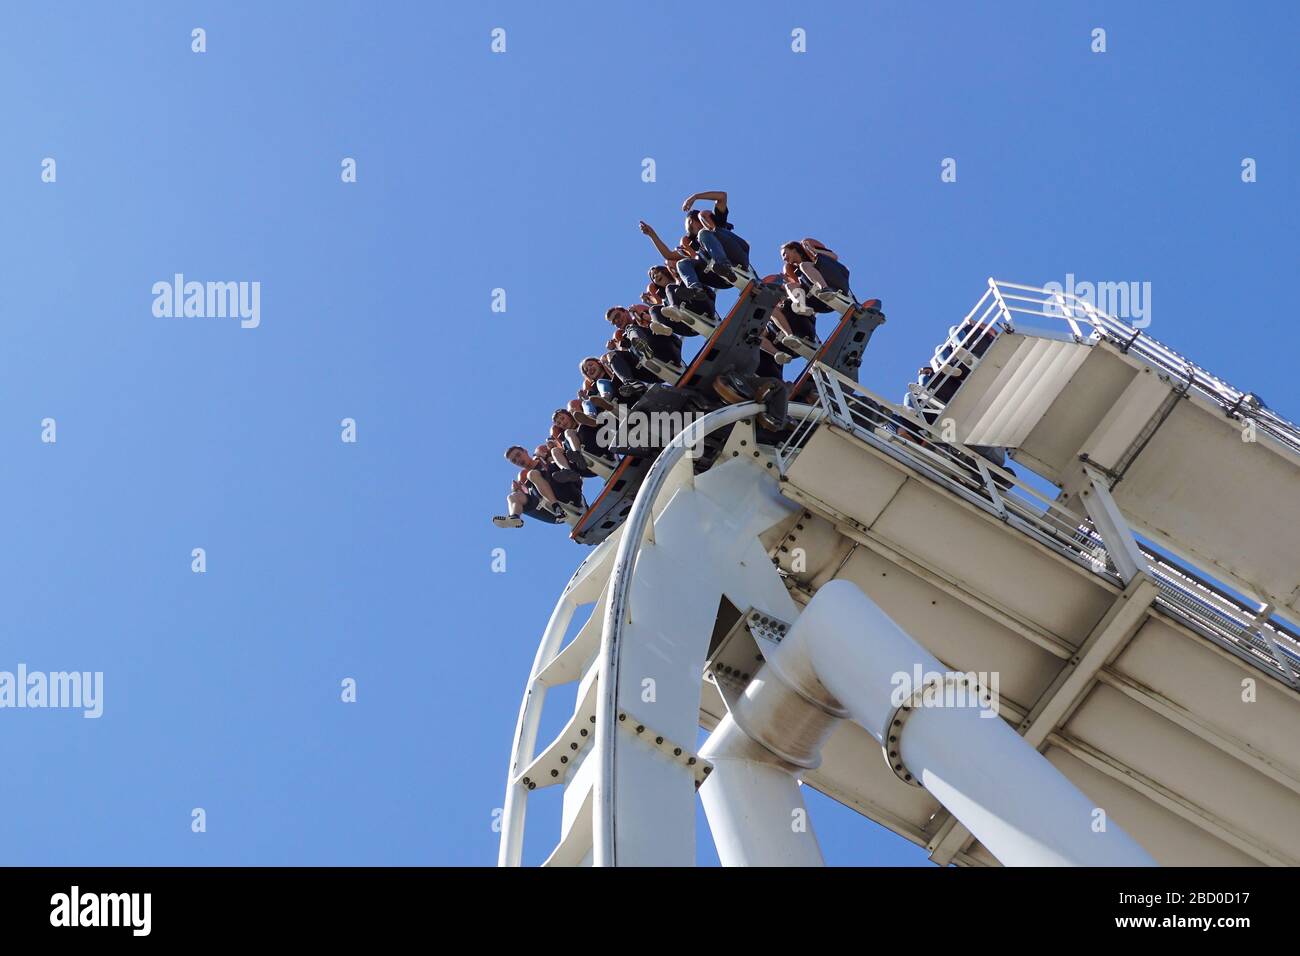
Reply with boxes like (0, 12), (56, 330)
(593, 401), (818, 866)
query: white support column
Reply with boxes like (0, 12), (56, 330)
(698, 714), (825, 867)
(1078, 465), (1147, 583)
(766, 580), (1157, 867)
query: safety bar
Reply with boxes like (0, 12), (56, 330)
(802, 363), (1122, 576)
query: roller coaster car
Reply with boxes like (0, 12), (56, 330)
(601, 383), (707, 459)
(791, 300), (886, 404)
(572, 282), (783, 546)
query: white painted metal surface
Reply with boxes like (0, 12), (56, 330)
(499, 535), (616, 867)
(500, 279), (1300, 868)
(764, 579), (1156, 865)
(698, 714), (825, 866)
(931, 280), (1300, 623)
(593, 403), (816, 865)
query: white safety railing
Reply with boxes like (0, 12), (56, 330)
(803, 363), (1125, 579)
(911, 279), (1300, 457)
(1144, 555), (1300, 684)
(783, 363), (1300, 688)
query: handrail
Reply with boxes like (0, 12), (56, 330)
(1143, 555), (1300, 680)
(914, 279), (1300, 456)
(781, 365), (1300, 687)
(813, 363), (1109, 566)
(593, 400), (819, 866)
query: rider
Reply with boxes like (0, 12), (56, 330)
(713, 361), (790, 433)
(645, 264), (710, 337)
(533, 442), (586, 513)
(553, 406), (615, 474)
(709, 319), (791, 433)
(619, 303), (684, 368)
(681, 190), (753, 286)
(493, 446), (569, 528)
(783, 237), (854, 306)
(638, 192), (750, 295)
(769, 255), (822, 363)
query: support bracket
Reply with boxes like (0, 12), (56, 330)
(881, 672), (991, 788)
(616, 712), (713, 788)
(1078, 464), (1147, 584)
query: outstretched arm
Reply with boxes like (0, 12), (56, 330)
(683, 190), (728, 212)
(639, 220), (683, 262)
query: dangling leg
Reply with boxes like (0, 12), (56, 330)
(752, 377), (789, 431)
(493, 490), (528, 528)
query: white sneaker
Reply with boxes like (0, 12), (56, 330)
(781, 334), (818, 358)
(814, 287), (855, 313)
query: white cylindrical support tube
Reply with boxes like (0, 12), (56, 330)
(767, 579), (1156, 866)
(896, 703), (1147, 866)
(699, 714), (825, 867)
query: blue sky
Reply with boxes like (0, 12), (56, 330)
(0, 1), (1295, 866)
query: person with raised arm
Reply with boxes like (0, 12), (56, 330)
(682, 190), (754, 286)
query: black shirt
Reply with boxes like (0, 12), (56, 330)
(683, 204), (732, 255)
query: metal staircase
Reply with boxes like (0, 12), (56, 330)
(916, 280), (1300, 623)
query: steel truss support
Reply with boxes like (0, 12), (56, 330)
(1078, 464), (1147, 584)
